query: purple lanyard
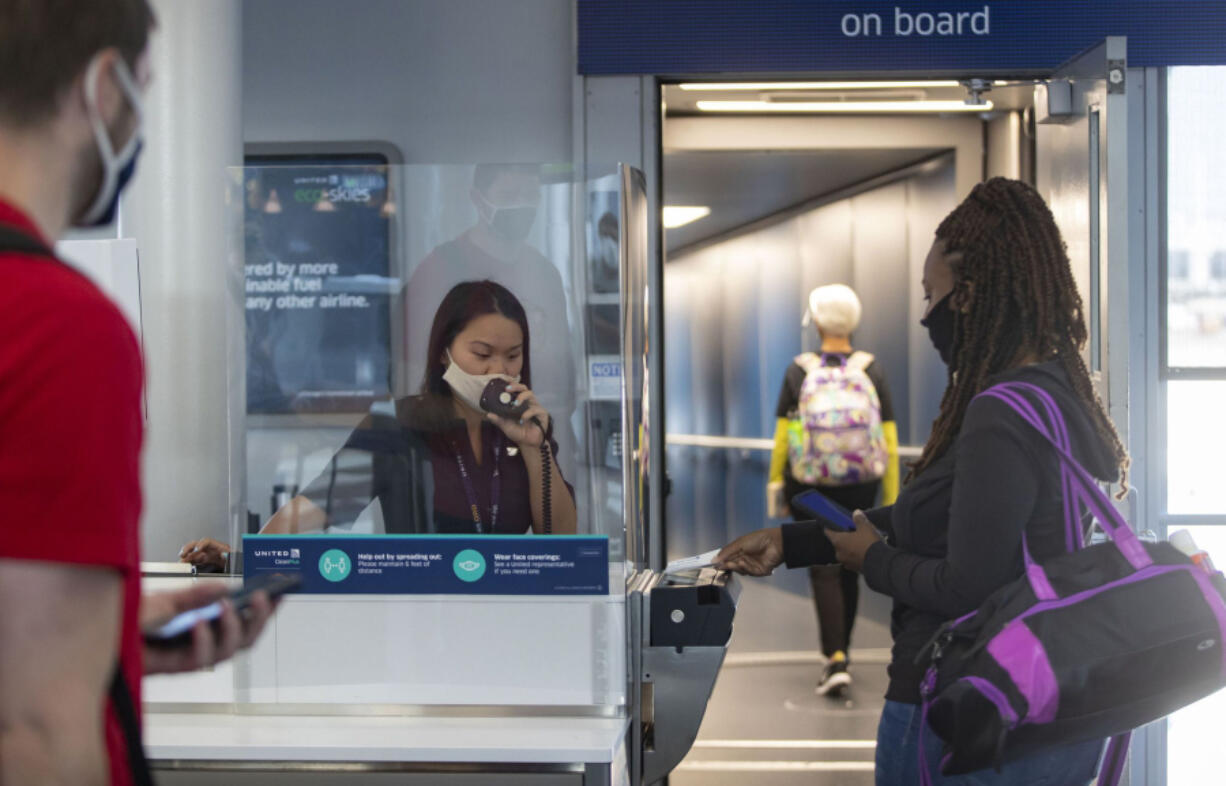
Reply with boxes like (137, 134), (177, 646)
(452, 432), (502, 534)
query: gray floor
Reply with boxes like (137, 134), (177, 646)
(671, 575), (893, 786)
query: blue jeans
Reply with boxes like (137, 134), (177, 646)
(874, 700), (1104, 785)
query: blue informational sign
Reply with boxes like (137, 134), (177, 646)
(243, 535), (610, 595)
(578, 1), (1226, 75)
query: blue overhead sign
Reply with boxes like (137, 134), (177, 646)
(578, 1), (1226, 75)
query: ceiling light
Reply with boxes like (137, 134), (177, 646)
(695, 99), (994, 113)
(663, 206), (711, 229)
(680, 81), (961, 91)
(678, 80), (1010, 91)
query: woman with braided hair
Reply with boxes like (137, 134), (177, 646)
(716, 178), (1123, 784)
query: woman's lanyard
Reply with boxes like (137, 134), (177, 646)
(452, 432), (502, 534)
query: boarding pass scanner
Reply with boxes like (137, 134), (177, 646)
(628, 567), (741, 785)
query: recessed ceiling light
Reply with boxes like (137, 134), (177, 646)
(663, 206), (711, 229)
(695, 99), (994, 113)
(678, 81), (1010, 91)
(680, 81), (961, 91)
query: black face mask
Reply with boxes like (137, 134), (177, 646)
(921, 292), (956, 366)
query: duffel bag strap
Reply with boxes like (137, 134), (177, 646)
(989, 382), (1084, 553)
(1098, 732), (1131, 786)
(980, 383), (1086, 551)
(919, 697), (935, 786)
(979, 384), (1152, 571)
(979, 383), (1087, 601)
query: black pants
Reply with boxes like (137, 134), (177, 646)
(786, 478), (880, 658)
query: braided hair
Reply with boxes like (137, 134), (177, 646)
(909, 178), (1129, 494)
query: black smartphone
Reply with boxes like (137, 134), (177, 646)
(479, 377), (528, 418)
(791, 490), (855, 532)
(142, 572), (302, 648)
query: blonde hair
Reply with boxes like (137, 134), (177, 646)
(807, 284), (861, 336)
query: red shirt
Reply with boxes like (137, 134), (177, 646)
(0, 200), (144, 785)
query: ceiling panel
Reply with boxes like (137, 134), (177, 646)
(664, 148), (945, 252)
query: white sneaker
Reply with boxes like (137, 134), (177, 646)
(816, 659), (852, 697)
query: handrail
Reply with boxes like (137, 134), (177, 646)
(665, 433), (775, 450)
(665, 433), (924, 460)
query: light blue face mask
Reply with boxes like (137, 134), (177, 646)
(76, 56), (144, 227)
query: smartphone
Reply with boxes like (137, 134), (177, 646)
(791, 490), (855, 532)
(142, 572), (302, 648)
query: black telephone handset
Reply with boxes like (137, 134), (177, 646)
(479, 378), (552, 534)
(479, 377), (530, 419)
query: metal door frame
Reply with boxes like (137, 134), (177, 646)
(579, 37), (1167, 786)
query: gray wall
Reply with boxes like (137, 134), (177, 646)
(242, 0), (574, 161)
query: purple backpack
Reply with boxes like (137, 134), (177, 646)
(787, 351), (888, 486)
(918, 382), (1226, 784)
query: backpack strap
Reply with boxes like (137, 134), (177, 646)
(0, 225), (55, 258)
(109, 667), (154, 786)
(793, 352), (822, 374)
(845, 350), (874, 372)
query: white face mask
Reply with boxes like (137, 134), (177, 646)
(77, 55), (144, 227)
(474, 189), (538, 243)
(598, 236), (618, 270)
(442, 349), (520, 412)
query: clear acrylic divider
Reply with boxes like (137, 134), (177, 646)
(151, 163), (645, 715)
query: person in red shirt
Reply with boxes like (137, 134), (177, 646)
(0, 3), (276, 784)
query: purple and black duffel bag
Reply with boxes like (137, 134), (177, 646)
(918, 382), (1226, 784)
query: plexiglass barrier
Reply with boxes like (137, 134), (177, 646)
(151, 163), (647, 713)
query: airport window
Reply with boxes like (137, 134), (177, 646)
(1165, 67), (1226, 370)
(1210, 252), (1226, 282)
(1163, 66), (1226, 786)
(1166, 521), (1226, 785)
(1169, 249), (1189, 280)
(1164, 381), (1226, 515)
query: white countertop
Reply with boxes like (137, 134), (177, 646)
(144, 711), (629, 764)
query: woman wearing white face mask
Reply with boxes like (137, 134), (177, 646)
(415, 279), (577, 537)
(181, 281), (577, 570)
